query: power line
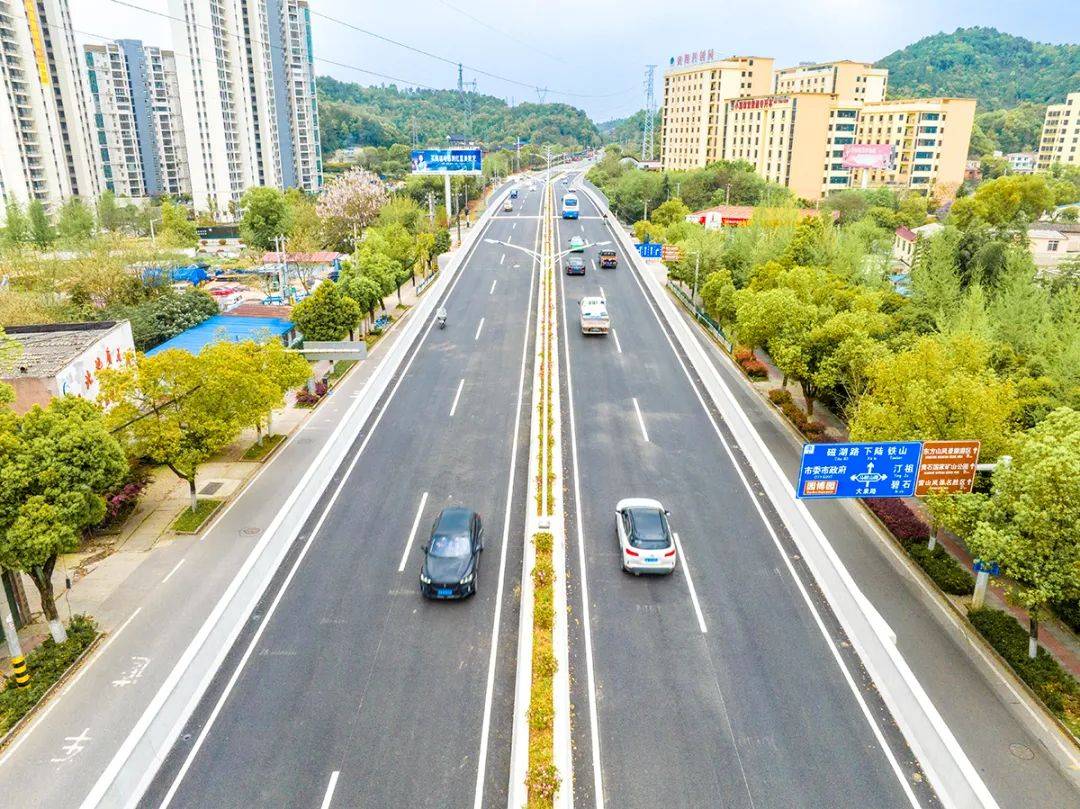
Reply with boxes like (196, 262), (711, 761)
(107, 0), (444, 91)
(307, 8), (635, 101)
(433, 0), (563, 63)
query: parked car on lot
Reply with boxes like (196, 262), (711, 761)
(615, 498), (676, 574)
(565, 255), (586, 276)
(420, 507), (484, 598)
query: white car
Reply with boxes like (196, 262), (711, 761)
(615, 498), (676, 574)
(579, 296), (609, 335)
(503, 200), (513, 212)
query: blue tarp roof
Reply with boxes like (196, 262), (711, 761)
(142, 264), (209, 286)
(146, 315), (293, 356)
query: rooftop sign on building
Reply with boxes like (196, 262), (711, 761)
(670, 49), (716, 67)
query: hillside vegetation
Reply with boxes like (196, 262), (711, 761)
(877, 27), (1080, 110)
(317, 77), (601, 155)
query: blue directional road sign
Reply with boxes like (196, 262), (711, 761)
(636, 242), (662, 259)
(796, 441), (923, 499)
(973, 559), (1000, 576)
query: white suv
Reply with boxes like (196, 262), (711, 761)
(615, 498), (676, 574)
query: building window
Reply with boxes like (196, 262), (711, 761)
(1048, 240), (1059, 252)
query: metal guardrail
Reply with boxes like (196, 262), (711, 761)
(666, 281), (733, 352)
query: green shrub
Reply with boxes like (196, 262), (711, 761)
(0, 615), (98, 734)
(768, 388), (793, 406)
(906, 543), (975, 595)
(968, 608), (1080, 732)
(1052, 599), (1080, 634)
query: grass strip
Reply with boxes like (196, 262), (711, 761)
(242, 433), (285, 461)
(171, 498), (223, 533)
(526, 531), (559, 806)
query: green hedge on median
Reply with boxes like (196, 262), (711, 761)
(0, 614), (98, 735)
(906, 543), (976, 596)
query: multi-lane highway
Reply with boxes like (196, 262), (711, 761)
(554, 176), (934, 809)
(139, 186), (544, 807)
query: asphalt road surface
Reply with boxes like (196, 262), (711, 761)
(139, 184), (543, 808)
(555, 176), (936, 809)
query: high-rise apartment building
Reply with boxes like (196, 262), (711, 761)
(84, 40), (190, 199)
(724, 93), (861, 201)
(773, 61), (887, 103)
(0, 0), (102, 216)
(1037, 92), (1080, 170)
(168, 0), (321, 216)
(661, 53), (975, 201)
(659, 55), (774, 171)
(849, 98), (976, 198)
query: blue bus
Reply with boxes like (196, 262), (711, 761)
(561, 192), (579, 219)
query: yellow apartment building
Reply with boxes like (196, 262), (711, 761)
(1037, 92), (1080, 170)
(850, 98), (976, 199)
(773, 60), (888, 103)
(658, 56), (774, 170)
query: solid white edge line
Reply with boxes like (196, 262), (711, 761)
(611, 329), (622, 355)
(398, 492), (429, 573)
(631, 397), (649, 443)
(474, 317), (485, 341)
(558, 237), (606, 809)
(160, 560), (185, 584)
(471, 207), (538, 809)
(672, 533), (707, 633)
(154, 225), (484, 809)
(320, 771), (340, 809)
(0, 607), (142, 768)
(449, 378), (465, 417)
(615, 216), (922, 809)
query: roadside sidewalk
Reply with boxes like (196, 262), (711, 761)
(644, 259), (1080, 805)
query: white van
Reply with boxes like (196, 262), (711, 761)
(579, 296), (609, 335)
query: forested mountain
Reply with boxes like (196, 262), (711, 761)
(317, 77), (601, 155)
(877, 27), (1079, 110)
(598, 110), (662, 158)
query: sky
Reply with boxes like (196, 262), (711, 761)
(72, 0), (1078, 122)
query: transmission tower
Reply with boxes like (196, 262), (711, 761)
(536, 87), (549, 103)
(642, 65), (657, 161)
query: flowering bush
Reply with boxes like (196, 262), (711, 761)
(733, 346), (755, 364)
(863, 498), (929, 543)
(316, 168), (389, 252)
(742, 360), (769, 380)
(768, 388), (793, 405)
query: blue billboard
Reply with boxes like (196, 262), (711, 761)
(796, 441), (923, 500)
(410, 148), (483, 175)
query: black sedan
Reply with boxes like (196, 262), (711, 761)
(420, 507), (484, 599)
(565, 255), (586, 275)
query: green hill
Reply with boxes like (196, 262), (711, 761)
(598, 110), (661, 158)
(316, 77), (601, 155)
(876, 27), (1080, 110)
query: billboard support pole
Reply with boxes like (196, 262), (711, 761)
(444, 172), (453, 230)
(861, 171), (869, 190)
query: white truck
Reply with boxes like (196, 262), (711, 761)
(579, 296), (610, 335)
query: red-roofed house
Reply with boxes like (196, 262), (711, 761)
(892, 223), (943, 269)
(685, 205), (837, 229)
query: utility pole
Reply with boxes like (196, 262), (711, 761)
(444, 173), (453, 236)
(642, 65), (657, 161)
(516, 137), (522, 175)
(1, 590), (29, 688)
(428, 192), (435, 226)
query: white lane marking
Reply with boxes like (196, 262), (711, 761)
(558, 259), (605, 809)
(618, 222), (921, 809)
(449, 378), (465, 416)
(0, 607), (142, 768)
(472, 220), (538, 809)
(490, 280), (497, 295)
(161, 559), (185, 584)
(611, 329), (623, 354)
(398, 492), (430, 573)
(500, 253), (505, 265)
(673, 533), (707, 633)
(512, 222), (517, 229)
(320, 771), (340, 809)
(591, 259), (597, 273)
(598, 286), (605, 299)
(632, 397), (650, 443)
(507, 235), (513, 243)
(474, 317), (485, 341)
(154, 218), (483, 809)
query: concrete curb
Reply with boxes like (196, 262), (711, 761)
(81, 186), (514, 809)
(579, 183), (999, 809)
